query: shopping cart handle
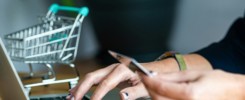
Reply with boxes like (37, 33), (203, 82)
(49, 4), (89, 16)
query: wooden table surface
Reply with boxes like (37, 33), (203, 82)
(19, 59), (104, 96)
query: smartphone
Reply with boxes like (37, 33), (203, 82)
(108, 50), (153, 76)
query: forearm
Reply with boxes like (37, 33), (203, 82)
(142, 54), (213, 73)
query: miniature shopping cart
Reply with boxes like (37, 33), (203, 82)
(4, 4), (89, 94)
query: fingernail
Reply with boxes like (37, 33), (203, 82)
(122, 92), (129, 100)
(149, 70), (157, 77)
(66, 95), (71, 99)
(66, 94), (75, 100)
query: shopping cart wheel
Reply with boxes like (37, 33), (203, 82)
(42, 74), (50, 79)
(68, 80), (78, 89)
(42, 74), (50, 87)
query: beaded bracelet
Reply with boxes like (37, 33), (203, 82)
(156, 51), (187, 71)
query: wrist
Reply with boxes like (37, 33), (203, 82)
(141, 58), (179, 73)
(141, 53), (213, 73)
(156, 51), (187, 71)
(184, 54), (213, 70)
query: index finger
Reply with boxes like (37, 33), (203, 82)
(91, 64), (137, 100)
(71, 64), (118, 100)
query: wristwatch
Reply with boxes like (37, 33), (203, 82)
(156, 51), (187, 71)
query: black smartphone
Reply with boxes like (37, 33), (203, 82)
(108, 50), (153, 76)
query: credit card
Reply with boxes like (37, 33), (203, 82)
(108, 50), (152, 76)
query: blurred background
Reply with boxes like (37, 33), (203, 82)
(0, 0), (244, 72)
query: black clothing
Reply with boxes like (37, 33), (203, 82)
(196, 17), (245, 74)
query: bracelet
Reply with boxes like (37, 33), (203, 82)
(156, 51), (187, 71)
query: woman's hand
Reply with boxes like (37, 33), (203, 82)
(67, 53), (212, 100)
(67, 63), (149, 100)
(140, 70), (245, 100)
(66, 58), (182, 100)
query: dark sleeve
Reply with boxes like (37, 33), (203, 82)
(195, 17), (245, 74)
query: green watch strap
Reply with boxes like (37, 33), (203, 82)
(175, 53), (187, 71)
(156, 51), (187, 71)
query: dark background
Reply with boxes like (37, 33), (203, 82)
(86, 0), (177, 64)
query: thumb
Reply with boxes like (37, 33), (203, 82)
(141, 70), (205, 83)
(157, 70), (205, 82)
(120, 83), (150, 100)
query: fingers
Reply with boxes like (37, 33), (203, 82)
(72, 75), (95, 100)
(91, 64), (137, 100)
(147, 89), (175, 100)
(139, 71), (207, 100)
(69, 64), (119, 100)
(120, 83), (149, 100)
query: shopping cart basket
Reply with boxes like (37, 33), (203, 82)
(4, 3), (89, 93)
